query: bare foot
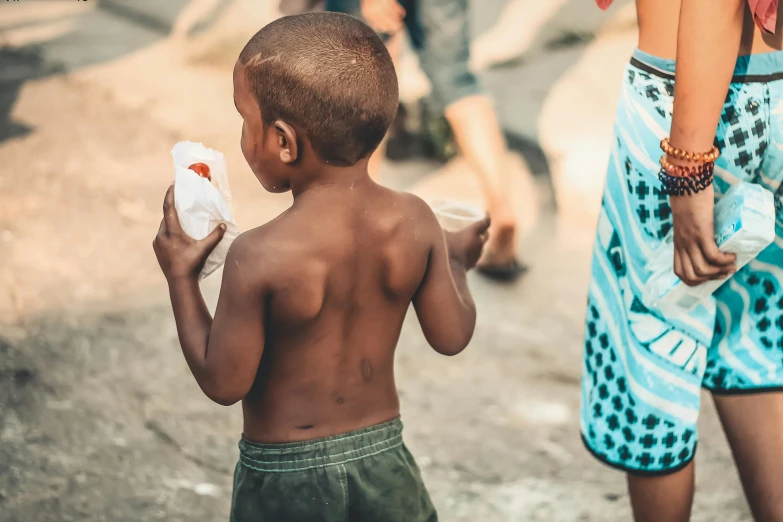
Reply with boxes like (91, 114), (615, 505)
(480, 217), (516, 266)
(476, 215), (527, 281)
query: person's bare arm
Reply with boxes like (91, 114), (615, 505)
(360, 0), (406, 34)
(153, 186), (265, 405)
(668, 0), (742, 286)
(412, 202), (490, 356)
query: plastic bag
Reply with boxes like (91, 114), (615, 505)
(171, 141), (239, 280)
(643, 182), (776, 314)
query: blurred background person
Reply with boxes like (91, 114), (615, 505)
(325, 0), (525, 280)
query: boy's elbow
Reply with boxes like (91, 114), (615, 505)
(201, 383), (244, 407)
(207, 393), (242, 407)
(430, 329), (474, 356)
(424, 315), (476, 356)
(433, 342), (469, 356)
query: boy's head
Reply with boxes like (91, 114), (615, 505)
(234, 13), (398, 192)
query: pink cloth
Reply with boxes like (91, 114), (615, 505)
(748, 0), (778, 33)
(595, 0), (777, 34)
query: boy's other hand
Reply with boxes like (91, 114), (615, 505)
(670, 185), (735, 287)
(153, 184), (227, 282)
(360, 0), (405, 34)
(445, 216), (491, 270)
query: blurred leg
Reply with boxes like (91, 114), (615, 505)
(367, 32), (403, 182)
(412, 0), (520, 270)
(713, 393), (783, 521)
(627, 463), (695, 522)
(444, 95), (517, 264)
(367, 136), (385, 181)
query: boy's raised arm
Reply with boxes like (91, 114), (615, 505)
(412, 200), (489, 356)
(154, 186), (265, 406)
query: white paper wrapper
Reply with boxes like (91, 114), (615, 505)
(643, 182), (776, 314)
(171, 141), (239, 280)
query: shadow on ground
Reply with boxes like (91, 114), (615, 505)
(0, 0), (235, 144)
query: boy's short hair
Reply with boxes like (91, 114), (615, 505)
(239, 13), (399, 167)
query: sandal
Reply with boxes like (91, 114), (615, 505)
(477, 258), (528, 282)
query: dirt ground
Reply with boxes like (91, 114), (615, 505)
(0, 1), (755, 521)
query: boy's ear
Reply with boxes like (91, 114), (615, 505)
(275, 120), (298, 164)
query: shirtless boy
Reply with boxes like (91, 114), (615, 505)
(153, 12), (489, 522)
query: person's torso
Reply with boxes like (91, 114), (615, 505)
(241, 183), (432, 443)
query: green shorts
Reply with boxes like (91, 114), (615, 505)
(230, 417), (437, 522)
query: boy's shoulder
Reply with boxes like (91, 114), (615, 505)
(224, 207), (329, 274)
(393, 190), (442, 238)
(393, 189), (432, 214)
(223, 217), (291, 286)
(377, 187), (440, 229)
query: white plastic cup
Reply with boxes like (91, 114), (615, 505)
(428, 199), (485, 232)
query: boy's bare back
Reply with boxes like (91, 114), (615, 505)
(229, 182), (443, 442)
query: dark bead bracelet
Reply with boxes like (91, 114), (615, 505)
(660, 157), (715, 178)
(658, 168), (714, 196)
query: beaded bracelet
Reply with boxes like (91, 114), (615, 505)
(658, 168), (714, 196)
(659, 155), (715, 178)
(660, 138), (720, 163)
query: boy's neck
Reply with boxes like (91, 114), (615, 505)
(290, 162), (372, 199)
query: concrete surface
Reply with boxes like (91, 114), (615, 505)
(0, 1), (754, 521)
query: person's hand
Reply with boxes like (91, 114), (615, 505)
(360, 0), (406, 34)
(670, 185), (736, 287)
(445, 216), (491, 270)
(153, 184), (226, 282)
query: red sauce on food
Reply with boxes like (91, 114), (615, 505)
(188, 163), (211, 181)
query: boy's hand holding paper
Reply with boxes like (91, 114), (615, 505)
(153, 185), (227, 281)
(167, 141), (239, 280)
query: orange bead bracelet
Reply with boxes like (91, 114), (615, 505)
(660, 138), (720, 163)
